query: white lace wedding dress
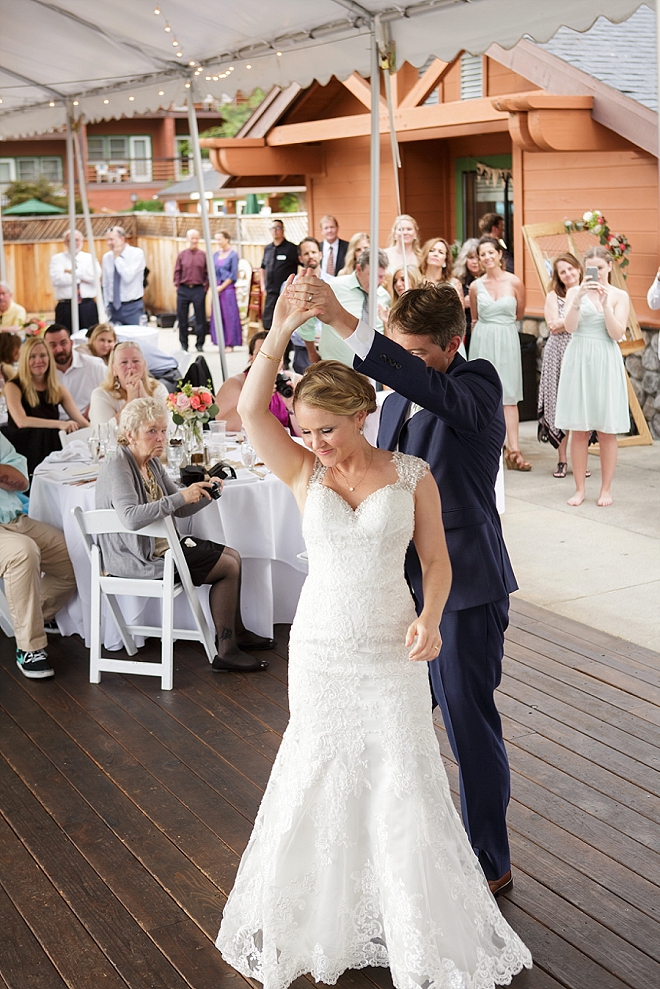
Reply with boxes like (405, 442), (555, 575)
(217, 452), (532, 989)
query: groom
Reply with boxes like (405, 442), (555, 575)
(291, 275), (517, 896)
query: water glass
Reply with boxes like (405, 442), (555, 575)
(98, 421), (111, 457)
(87, 435), (100, 463)
(168, 440), (183, 474)
(139, 314), (148, 327)
(240, 441), (257, 468)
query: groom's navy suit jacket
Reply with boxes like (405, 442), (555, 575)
(354, 334), (517, 613)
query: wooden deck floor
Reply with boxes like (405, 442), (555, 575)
(1, 598), (659, 989)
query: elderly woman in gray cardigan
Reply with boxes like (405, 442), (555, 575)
(95, 396), (272, 673)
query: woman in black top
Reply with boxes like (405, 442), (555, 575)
(451, 238), (481, 354)
(2, 336), (87, 476)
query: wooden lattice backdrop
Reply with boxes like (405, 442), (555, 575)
(522, 221), (652, 447)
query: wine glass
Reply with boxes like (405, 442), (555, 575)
(240, 441), (257, 468)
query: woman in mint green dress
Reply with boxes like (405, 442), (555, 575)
(555, 246), (630, 507)
(469, 237), (529, 470)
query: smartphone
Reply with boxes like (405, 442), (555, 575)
(585, 266), (599, 285)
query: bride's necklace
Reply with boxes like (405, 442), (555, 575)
(331, 447), (373, 492)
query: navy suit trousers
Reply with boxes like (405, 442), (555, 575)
(429, 597), (511, 881)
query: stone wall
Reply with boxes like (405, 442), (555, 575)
(521, 317), (660, 441)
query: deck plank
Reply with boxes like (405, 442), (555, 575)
(2, 599), (660, 989)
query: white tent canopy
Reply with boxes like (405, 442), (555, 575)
(0, 0), (649, 138)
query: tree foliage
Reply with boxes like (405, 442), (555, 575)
(5, 178), (84, 213)
(200, 88), (266, 140)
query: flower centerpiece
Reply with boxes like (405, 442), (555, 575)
(21, 318), (46, 336)
(564, 210), (631, 272)
(166, 383), (218, 457)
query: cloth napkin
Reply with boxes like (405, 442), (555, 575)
(34, 440), (93, 472)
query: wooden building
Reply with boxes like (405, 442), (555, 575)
(200, 7), (659, 329)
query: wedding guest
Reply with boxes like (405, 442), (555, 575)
(646, 265), (660, 309)
(478, 212), (513, 273)
(259, 219), (299, 331)
(88, 341), (168, 427)
(319, 214), (348, 276)
(0, 282), (26, 331)
(337, 232), (369, 276)
(384, 214), (421, 271)
(379, 266), (422, 333)
(1, 336), (88, 476)
(539, 254), (584, 477)
(76, 323), (117, 364)
(0, 332), (21, 382)
(174, 229), (208, 352)
(0, 433), (76, 680)
(102, 226), (146, 326)
(556, 246), (630, 507)
(213, 331), (297, 433)
(44, 322), (105, 418)
(49, 229), (101, 330)
(95, 397), (272, 672)
(420, 237), (453, 285)
(451, 238), (481, 353)
(469, 236), (529, 470)
(210, 231), (242, 351)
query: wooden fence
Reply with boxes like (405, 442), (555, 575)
(1, 212), (308, 316)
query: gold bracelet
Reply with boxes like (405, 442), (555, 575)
(258, 349), (281, 363)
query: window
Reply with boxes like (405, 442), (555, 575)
(40, 157), (63, 182)
(86, 137), (105, 160)
(460, 54), (483, 100)
(108, 137), (128, 160)
(455, 155), (513, 245)
(16, 158), (39, 181)
(0, 159), (16, 184)
(86, 135), (151, 163)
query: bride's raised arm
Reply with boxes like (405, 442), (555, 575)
(237, 274), (321, 496)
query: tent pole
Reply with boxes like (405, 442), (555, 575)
(65, 106), (79, 335)
(0, 205), (6, 284)
(368, 18), (381, 327)
(73, 122), (106, 322)
(187, 82), (227, 382)
(657, 3), (660, 262)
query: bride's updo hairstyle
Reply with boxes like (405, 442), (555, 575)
(293, 360), (377, 418)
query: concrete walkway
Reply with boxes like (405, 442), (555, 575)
(161, 327), (660, 654)
(502, 420), (660, 653)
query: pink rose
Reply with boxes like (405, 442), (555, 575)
(199, 389), (213, 406)
(190, 395), (201, 410)
(176, 393), (191, 410)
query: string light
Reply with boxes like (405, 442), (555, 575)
(276, 51), (282, 57)
(0, 98), (3, 104)
(164, 22), (171, 32)
(189, 60), (196, 66)
(176, 51), (183, 57)
(103, 99), (109, 104)
(172, 38), (179, 46)
(158, 90), (165, 95)
(246, 64), (252, 70)
(153, 5), (160, 13)
(49, 101), (55, 106)
(184, 82), (191, 88)
(129, 95), (135, 100)
(72, 100), (79, 105)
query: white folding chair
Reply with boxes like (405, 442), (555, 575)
(59, 426), (93, 448)
(73, 507), (216, 690)
(0, 580), (14, 637)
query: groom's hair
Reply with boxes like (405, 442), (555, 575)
(388, 282), (465, 349)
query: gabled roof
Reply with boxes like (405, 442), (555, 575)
(538, 3), (656, 111)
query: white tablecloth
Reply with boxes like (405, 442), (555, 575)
(72, 324), (159, 350)
(29, 468), (307, 648)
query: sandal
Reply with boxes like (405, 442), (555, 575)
(504, 449), (532, 472)
(553, 462), (567, 478)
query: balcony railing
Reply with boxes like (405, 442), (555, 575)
(86, 157), (193, 185)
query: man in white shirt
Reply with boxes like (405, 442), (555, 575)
(102, 226), (146, 325)
(319, 214), (349, 276)
(305, 248), (390, 366)
(44, 323), (105, 418)
(49, 229), (101, 331)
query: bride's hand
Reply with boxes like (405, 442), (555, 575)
(405, 616), (442, 662)
(271, 272), (323, 339)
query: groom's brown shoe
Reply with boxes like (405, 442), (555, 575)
(488, 870), (513, 897)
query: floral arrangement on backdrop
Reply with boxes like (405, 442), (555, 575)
(564, 210), (631, 272)
(166, 383), (218, 445)
(21, 317), (47, 336)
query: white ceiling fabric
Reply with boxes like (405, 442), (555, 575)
(0, 0), (650, 138)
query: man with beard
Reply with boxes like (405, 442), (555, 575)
(43, 323), (105, 419)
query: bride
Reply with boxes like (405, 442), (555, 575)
(216, 282), (532, 988)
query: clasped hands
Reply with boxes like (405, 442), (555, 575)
(269, 270), (345, 339)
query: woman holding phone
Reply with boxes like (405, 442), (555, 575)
(555, 246), (629, 507)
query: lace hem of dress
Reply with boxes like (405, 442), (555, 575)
(219, 933), (532, 989)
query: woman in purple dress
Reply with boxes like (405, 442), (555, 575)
(210, 231), (243, 350)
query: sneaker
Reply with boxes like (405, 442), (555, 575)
(16, 648), (54, 679)
(44, 620), (61, 634)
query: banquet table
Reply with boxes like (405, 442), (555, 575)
(72, 324), (160, 350)
(29, 465), (307, 649)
